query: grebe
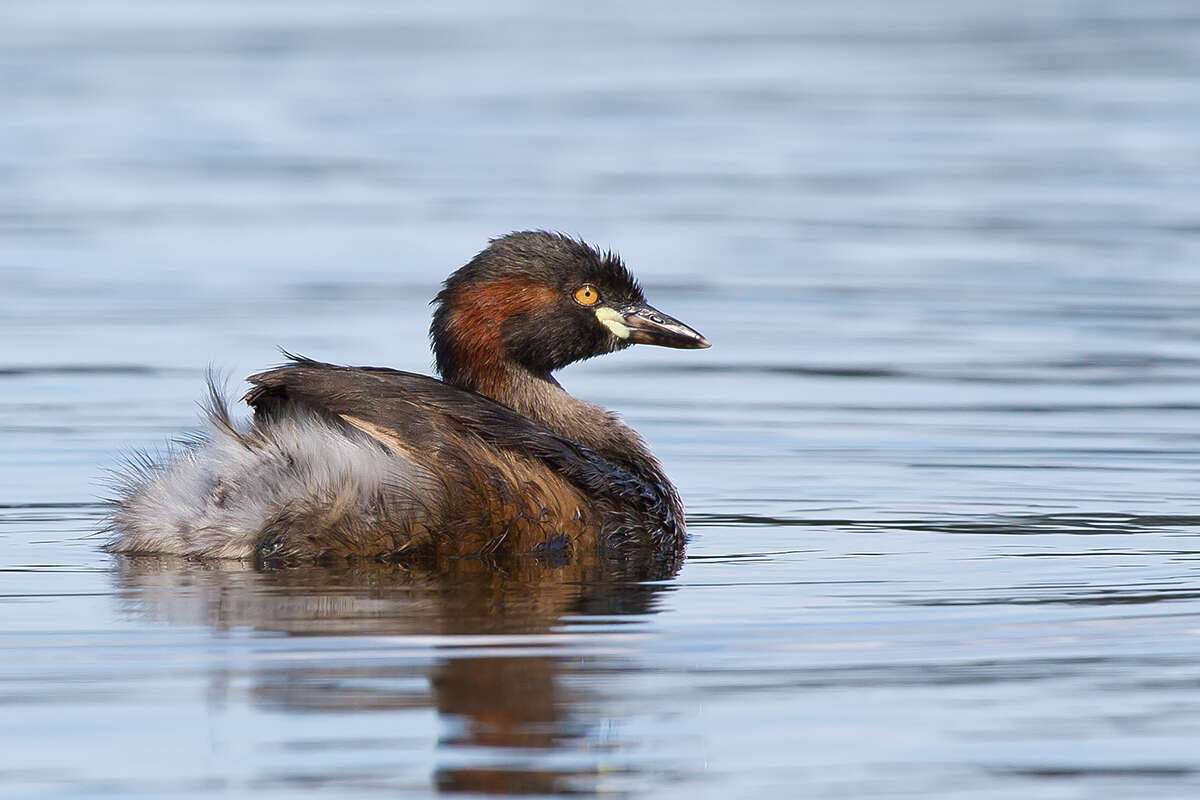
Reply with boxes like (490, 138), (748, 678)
(108, 231), (709, 568)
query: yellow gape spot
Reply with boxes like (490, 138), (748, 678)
(594, 306), (631, 339)
(574, 284), (599, 306)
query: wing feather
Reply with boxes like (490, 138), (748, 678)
(244, 356), (670, 520)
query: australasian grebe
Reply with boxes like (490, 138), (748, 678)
(107, 231), (709, 568)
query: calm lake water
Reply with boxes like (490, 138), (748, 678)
(5, 1), (1200, 797)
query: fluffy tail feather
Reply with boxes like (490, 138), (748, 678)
(106, 377), (440, 561)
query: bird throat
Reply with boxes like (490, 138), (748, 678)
(444, 347), (644, 476)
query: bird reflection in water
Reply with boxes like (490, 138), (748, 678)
(112, 552), (672, 795)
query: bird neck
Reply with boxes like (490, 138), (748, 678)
(454, 362), (609, 446)
(452, 361), (667, 482)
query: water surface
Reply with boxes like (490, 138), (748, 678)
(4, 1), (1200, 797)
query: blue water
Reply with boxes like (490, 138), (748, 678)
(4, 1), (1200, 797)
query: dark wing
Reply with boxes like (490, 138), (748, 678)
(243, 356), (670, 519)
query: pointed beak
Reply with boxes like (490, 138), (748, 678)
(596, 303), (710, 349)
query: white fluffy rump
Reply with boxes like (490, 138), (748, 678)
(107, 397), (435, 560)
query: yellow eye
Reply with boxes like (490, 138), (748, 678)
(573, 284), (600, 306)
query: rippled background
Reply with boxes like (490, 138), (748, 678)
(4, 1), (1200, 797)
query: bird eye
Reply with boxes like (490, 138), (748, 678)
(573, 284), (600, 306)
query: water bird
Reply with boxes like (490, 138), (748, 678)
(107, 231), (709, 570)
